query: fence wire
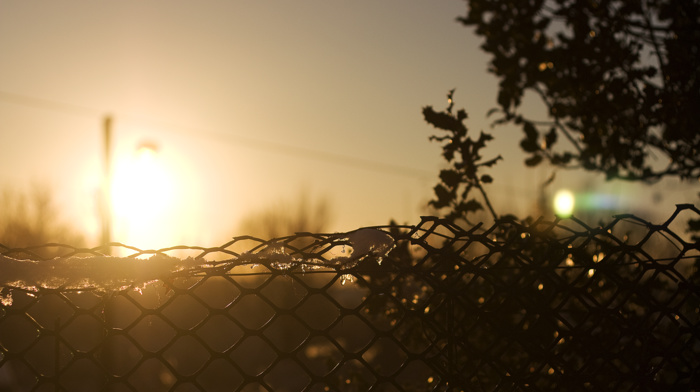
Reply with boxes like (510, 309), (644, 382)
(0, 205), (699, 391)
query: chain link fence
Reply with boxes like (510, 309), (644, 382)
(1, 205), (699, 391)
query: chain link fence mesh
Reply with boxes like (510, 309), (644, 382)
(1, 205), (699, 391)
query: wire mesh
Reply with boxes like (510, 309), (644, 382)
(0, 205), (699, 391)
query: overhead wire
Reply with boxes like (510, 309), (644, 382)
(0, 90), (434, 180)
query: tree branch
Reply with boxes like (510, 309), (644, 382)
(531, 84), (583, 154)
(641, 0), (668, 85)
(475, 182), (498, 221)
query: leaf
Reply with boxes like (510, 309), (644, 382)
(500, 214), (519, 222)
(520, 121), (540, 152)
(461, 199), (483, 213)
(523, 121), (538, 139)
(440, 170), (462, 187)
(422, 107), (468, 135)
(432, 184), (453, 208)
(525, 155), (543, 166)
(497, 89), (512, 110)
(446, 89), (456, 112)
(477, 131), (494, 145)
(544, 127), (557, 149)
(442, 143), (456, 162)
(520, 138), (540, 153)
(480, 174), (493, 183)
(551, 152), (573, 165)
(479, 155), (503, 168)
(457, 109), (468, 121)
(605, 167), (619, 180)
(688, 218), (700, 232)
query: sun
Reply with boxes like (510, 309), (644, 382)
(111, 142), (176, 249)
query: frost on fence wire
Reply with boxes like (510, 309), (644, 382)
(0, 206), (699, 391)
(0, 227), (396, 301)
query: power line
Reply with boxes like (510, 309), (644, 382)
(113, 113), (435, 180)
(0, 90), (434, 180)
(0, 90), (102, 117)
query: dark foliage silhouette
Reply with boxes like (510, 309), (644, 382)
(420, 91), (700, 389)
(459, 0), (700, 182)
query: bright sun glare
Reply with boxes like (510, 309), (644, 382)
(111, 143), (176, 249)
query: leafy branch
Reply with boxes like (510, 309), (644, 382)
(459, 0), (700, 182)
(423, 90), (501, 224)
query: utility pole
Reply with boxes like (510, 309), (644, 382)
(101, 115), (113, 254)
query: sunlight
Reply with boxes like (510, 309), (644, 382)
(111, 142), (176, 249)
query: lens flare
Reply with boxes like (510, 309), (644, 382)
(553, 189), (575, 217)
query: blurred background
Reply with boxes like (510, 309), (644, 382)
(0, 0), (696, 251)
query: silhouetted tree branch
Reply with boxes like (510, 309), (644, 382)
(423, 89), (501, 224)
(459, 0), (700, 182)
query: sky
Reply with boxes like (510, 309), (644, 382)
(1, 1), (697, 249)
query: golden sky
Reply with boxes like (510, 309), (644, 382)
(0, 1), (695, 249)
